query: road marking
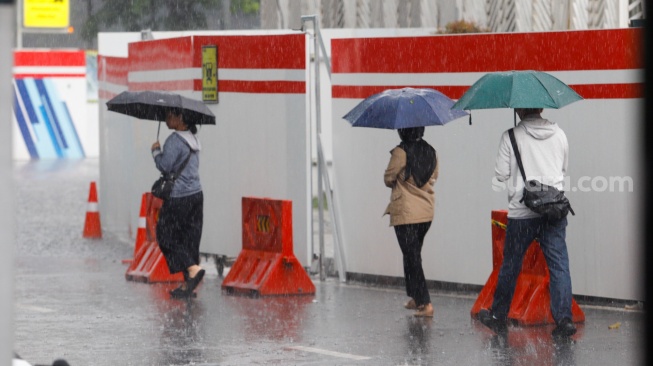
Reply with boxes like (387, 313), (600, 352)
(18, 304), (55, 313)
(286, 345), (371, 360)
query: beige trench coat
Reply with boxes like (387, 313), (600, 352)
(383, 146), (438, 226)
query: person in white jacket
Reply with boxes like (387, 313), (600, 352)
(479, 108), (577, 338)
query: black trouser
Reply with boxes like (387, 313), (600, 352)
(156, 191), (203, 275)
(394, 221), (432, 306)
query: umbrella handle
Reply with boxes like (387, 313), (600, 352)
(513, 110), (516, 127)
(157, 121), (161, 140)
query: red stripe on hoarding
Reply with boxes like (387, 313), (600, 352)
(98, 55), (129, 86)
(332, 83), (643, 100)
(218, 80), (305, 94)
(331, 85), (468, 99)
(129, 37), (194, 72)
(192, 79), (305, 94)
(99, 90), (119, 100)
(332, 29), (642, 73)
(14, 50), (86, 67)
(14, 74), (85, 79)
(129, 80), (195, 91)
(193, 34), (306, 69)
(570, 83), (643, 99)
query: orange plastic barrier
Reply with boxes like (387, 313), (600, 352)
(471, 210), (584, 325)
(221, 197), (316, 296)
(125, 193), (184, 283)
(122, 193), (148, 265)
(83, 181), (102, 239)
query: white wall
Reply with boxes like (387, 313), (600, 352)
(332, 99), (643, 301)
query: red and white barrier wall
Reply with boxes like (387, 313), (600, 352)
(98, 31), (310, 265)
(330, 29), (643, 301)
(98, 28), (643, 301)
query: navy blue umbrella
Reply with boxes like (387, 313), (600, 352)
(343, 87), (468, 129)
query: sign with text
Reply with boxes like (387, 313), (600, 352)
(202, 45), (218, 103)
(24, 0), (69, 28)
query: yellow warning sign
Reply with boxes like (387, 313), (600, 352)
(257, 215), (270, 233)
(202, 45), (218, 103)
(24, 0), (70, 28)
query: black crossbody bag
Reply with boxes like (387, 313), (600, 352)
(151, 145), (193, 200)
(508, 129), (575, 220)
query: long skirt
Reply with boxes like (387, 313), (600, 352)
(156, 191), (203, 274)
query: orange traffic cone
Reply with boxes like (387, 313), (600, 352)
(83, 181), (102, 239)
(123, 193), (148, 264)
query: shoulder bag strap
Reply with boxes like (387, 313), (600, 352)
(173, 147), (193, 179)
(508, 128), (527, 182)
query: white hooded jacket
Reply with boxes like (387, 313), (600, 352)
(494, 115), (569, 219)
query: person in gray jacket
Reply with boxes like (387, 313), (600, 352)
(479, 108), (577, 338)
(151, 108), (205, 299)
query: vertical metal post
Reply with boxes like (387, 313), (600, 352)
(314, 16), (325, 281)
(15, 0), (21, 48)
(221, 0), (231, 29)
(1, 1), (16, 364)
(302, 15), (326, 281)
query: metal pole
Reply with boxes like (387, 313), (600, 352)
(314, 16), (325, 281)
(15, 0), (21, 48)
(301, 15), (325, 281)
(1, 1), (16, 364)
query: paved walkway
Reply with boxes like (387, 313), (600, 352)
(12, 159), (645, 365)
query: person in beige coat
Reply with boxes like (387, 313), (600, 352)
(384, 127), (438, 317)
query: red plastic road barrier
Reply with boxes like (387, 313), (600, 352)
(222, 197), (316, 296)
(125, 194), (183, 283)
(471, 210), (585, 325)
(122, 193), (149, 265)
(83, 181), (102, 239)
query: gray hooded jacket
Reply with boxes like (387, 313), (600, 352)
(494, 115), (569, 219)
(152, 130), (202, 198)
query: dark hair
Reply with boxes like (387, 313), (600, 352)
(168, 108), (197, 134)
(187, 121), (197, 134)
(167, 107), (182, 116)
(398, 127), (425, 142)
(516, 108), (543, 115)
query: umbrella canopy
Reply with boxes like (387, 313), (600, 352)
(451, 70), (583, 111)
(343, 87), (468, 129)
(106, 91), (216, 125)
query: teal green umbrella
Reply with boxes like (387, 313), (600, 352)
(451, 70), (583, 125)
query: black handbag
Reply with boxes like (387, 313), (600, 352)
(151, 147), (193, 200)
(508, 129), (575, 220)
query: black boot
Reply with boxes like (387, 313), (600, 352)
(552, 318), (577, 338)
(478, 309), (508, 335)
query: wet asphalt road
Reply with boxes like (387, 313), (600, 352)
(12, 159), (645, 366)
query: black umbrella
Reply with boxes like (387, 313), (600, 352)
(106, 91), (216, 138)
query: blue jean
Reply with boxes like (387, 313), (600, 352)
(490, 216), (573, 323)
